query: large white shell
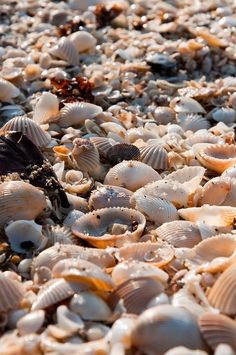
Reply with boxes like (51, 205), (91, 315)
(58, 102), (102, 128)
(0, 78), (20, 102)
(50, 37), (79, 66)
(33, 92), (59, 125)
(88, 185), (133, 210)
(70, 31), (97, 53)
(178, 114), (210, 132)
(170, 97), (206, 113)
(153, 106), (176, 125)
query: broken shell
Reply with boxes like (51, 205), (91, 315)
(0, 78), (20, 103)
(70, 31), (97, 53)
(153, 106), (176, 125)
(58, 102), (102, 128)
(88, 185), (133, 210)
(170, 97), (206, 114)
(71, 207), (146, 248)
(197, 144), (236, 173)
(139, 144), (169, 170)
(17, 310), (45, 336)
(50, 37), (79, 66)
(33, 92), (59, 125)
(107, 143), (140, 164)
(165, 166), (205, 191)
(0, 272), (24, 312)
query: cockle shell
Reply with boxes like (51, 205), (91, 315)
(0, 272), (24, 312)
(183, 132), (221, 149)
(33, 92), (59, 125)
(0, 78), (20, 102)
(170, 97), (206, 113)
(17, 310), (45, 336)
(211, 107), (236, 124)
(88, 185), (133, 210)
(139, 144), (169, 170)
(178, 114), (210, 132)
(197, 176), (232, 206)
(70, 31), (97, 53)
(90, 136), (116, 157)
(197, 144), (236, 173)
(165, 166), (205, 191)
(0, 181), (47, 226)
(153, 106), (176, 125)
(107, 143), (140, 164)
(71, 207), (146, 248)
(50, 37), (79, 66)
(104, 160), (161, 191)
(58, 102), (102, 128)
(0, 115), (51, 147)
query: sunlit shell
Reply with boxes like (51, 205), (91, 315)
(131, 305), (207, 354)
(57, 304), (84, 333)
(211, 107), (236, 124)
(0, 115), (51, 147)
(208, 262), (236, 315)
(198, 313), (236, 351)
(90, 136), (116, 158)
(171, 288), (207, 318)
(139, 144), (169, 170)
(197, 176), (231, 206)
(104, 160), (161, 191)
(107, 143), (140, 164)
(178, 205), (236, 226)
(178, 114), (210, 132)
(63, 170), (93, 195)
(88, 185), (133, 210)
(50, 37), (79, 66)
(163, 346), (208, 355)
(58, 102), (102, 128)
(197, 144), (236, 173)
(170, 97), (206, 114)
(0, 78), (20, 102)
(33, 92), (59, 125)
(183, 132), (221, 149)
(0, 181), (47, 226)
(222, 165), (236, 179)
(165, 166), (205, 192)
(72, 207), (146, 248)
(17, 310), (45, 336)
(70, 31), (97, 53)
(127, 127), (158, 143)
(0, 272), (24, 312)
(153, 106), (176, 125)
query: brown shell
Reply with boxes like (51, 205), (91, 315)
(139, 144), (169, 170)
(0, 273), (24, 312)
(88, 185), (133, 210)
(197, 144), (236, 173)
(107, 143), (140, 165)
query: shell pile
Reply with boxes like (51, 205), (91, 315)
(1, 0), (236, 354)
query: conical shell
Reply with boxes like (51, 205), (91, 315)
(170, 97), (206, 113)
(107, 143), (140, 165)
(104, 160), (161, 191)
(0, 78), (20, 102)
(139, 144), (169, 170)
(17, 310), (45, 336)
(0, 272), (24, 312)
(33, 92), (59, 125)
(197, 144), (236, 173)
(50, 37), (79, 66)
(88, 185), (133, 210)
(0, 115), (51, 147)
(70, 31), (97, 53)
(58, 102), (102, 128)
(179, 114), (210, 132)
(72, 207), (146, 248)
(0, 181), (47, 226)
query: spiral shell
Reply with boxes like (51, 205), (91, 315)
(0, 78), (20, 102)
(70, 31), (97, 53)
(50, 37), (79, 66)
(197, 144), (236, 173)
(88, 185), (133, 210)
(0, 272), (24, 312)
(58, 102), (102, 128)
(33, 92), (59, 125)
(139, 144), (169, 170)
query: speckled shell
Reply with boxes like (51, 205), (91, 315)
(70, 31), (97, 53)
(104, 160), (161, 191)
(58, 102), (102, 128)
(88, 185), (133, 210)
(0, 273), (24, 312)
(153, 106), (176, 125)
(72, 207), (146, 248)
(139, 144), (169, 170)
(50, 37), (79, 66)
(33, 92), (59, 125)
(197, 144), (236, 173)
(107, 143), (140, 164)
(0, 181), (47, 226)
(170, 97), (206, 113)
(71, 138), (100, 171)
(0, 78), (20, 102)
(179, 114), (210, 132)
(0, 115), (51, 147)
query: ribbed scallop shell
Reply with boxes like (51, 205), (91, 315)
(131, 305), (207, 354)
(0, 78), (20, 102)
(211, 107), (236, 124)
(153, 106), (176, 125)
(33, 92), (59, 125)
(165, 166), (205, 191)
(104, 161), (161, 192)
(198, 313), (236, 351)
(0, 273), (24, 312)
(58, 102), (102, 128)
(0, 181), (47, 226)
(50, 37), (79, 66)
(72, 207), (146, 248)
(0, 115), (51, 147)
(88, 185), (133, 210)
(197, 144), (236, 173)
(179, 114), (210, 132)
(89, 137), (116, 158)
(183, 132), (221, 148)
(70, 31), (97, 53)
(107, 143), (140, 164)
(139, 144), (169, 170)
(208, 262), (236, 315)
(170, 97), (206, 113)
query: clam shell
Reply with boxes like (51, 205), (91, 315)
(198, 313), (236, 351)
(71, 207), (146, 248)
(58, 102), (102, 128)
(88, 185), (133, 210)
(107, 143), (140, 164)
(0, 78), (20, 102)
(139, 144), (169, 170)
(0, 272), (24, 312)
(33, 92), (59, 125)
(197, 176), (231, 206)
(153, 106), (176, 125)
(50, 37), (79, 66)
(170, 97), (206, 114)
(197, 144), (236, 173)
(179, 114), (210, 132)
(17, 310), (45, 336)
(70, 31), (97, 53)
(0, 115), (51, 147)
(0, 181), (47, 226)
(104, 160), (161, 191)
(90, 136), (116, 158)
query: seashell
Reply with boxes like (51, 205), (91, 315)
(146, 53), (176, 71)
(199, 313), (236, 351)
(214, 344), (235, 355)
(17, 310), (45, 336)
(222, 165), (236, 179)
(90, 136), (116, 158)
(0, 181), (47, 226)
(0, 272), (24, 312)
(0, 78), (20, 102)
(86, 322), (110, 341)
(126, 127), (158, 143)
(24, 64), (42, 81)
(107, 143), (140, 165)
(178, 205), (236, 226)
(183, 132), (221, 148)
(33, 266), (52, 285)
(57, 305), (84, 332)
(0, 115), (51, 147)
(207, 262), (236, 315)
(7, 309), (28, 329)
(211, 107), (236, 124)
(66, 192), (89, 212)
(197, 176), (231, 206)
(171, 288), (207, 318)
(229, 92), (236, 110)
(63, 170), (94, 194)
(131, 194), (179, 225)
(153, 106), (176, 125)
(43, 224), (74, 246)
(33, 92), (59, 125)
(170, 97), (206, 114)
(131, 305), (207, 354)
(70, 31), (97, 53)
(178, 114), (210, 132)
(164, 346), (208, 355)
(50, 37), (79, 66)
(72, 207), (146, 248)
(104, 160), (161, 191)
(69, 292), (112, 321)
(5, 220), (47, 254)
(63, 209), (84, 228)
(196, 144), (236, 174)
(58, 102), (102, 128)
(165, 166), (205, 188)
(88, 185), (133, 210)
(139, 144), (169, 170)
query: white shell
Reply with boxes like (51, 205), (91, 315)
(58, 102), (102, 128)
(70, 31), (97, 53)
(211, 107), (236, 124)
(179, 114), (210, 132)
(17, 310), (45, 335)
(57, 305), (84, 332)
(50, 37), (79, 66)
(0, 78), (20, 102)
(33, 92), (59, 125)
(170, 97), (206, 113)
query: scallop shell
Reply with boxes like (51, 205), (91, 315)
(107, 143), (140, 165)
(197, 144), (236, 173)
(208, 262), (236, 315)
(17, 310), (45, 336)
(198, 313), (236, 351)
(139, 144), (169, 170)
(211, 107), (236, 124)
(88, 185), (133, 210)
(58, 102), (102, 128)
(179, 114), (210, 132)
(90, 136), (116, 158)
(0, 115), (51, 147)
(0, 181), (47, 226)
(50, 37), (79, 66)
(170, 97), (206, 114)
(165, 166), (205, 192)
(72, 207), (146, 248)
(183, 132), (221, 148)
(0, 78), (20, 102)
(153, 106), (176, 125)
(70, 31), (97, 53)
(104, 160), (161, 191)
(33, 92), (59, 125)
(0, 272), (24, 312)
(131, 305), (207, 354)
